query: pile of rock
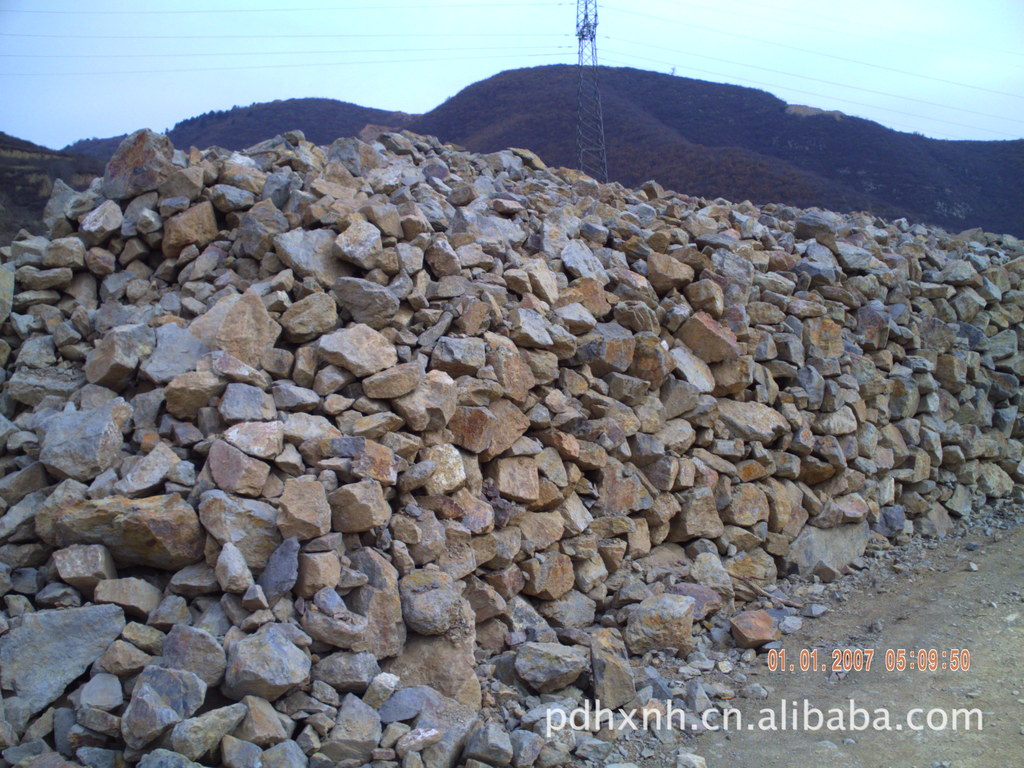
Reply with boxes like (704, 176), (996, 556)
(0, 127), (1022, 768)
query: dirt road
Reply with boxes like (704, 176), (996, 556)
(698, 523), (1024, 768)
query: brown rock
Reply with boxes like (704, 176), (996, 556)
(487, 457), (539, 503)
(94, 577), (163, 619)
(207, 440), (270, 497)
(448, 406), (497, 454)
(384, 635), (481, 709)
(329, 479), (391, 532)
(278, 476), (331, 540)
(163, 201), (219, 259)
(393, 370), (457, 431)
(361, 362), (424, 399)
(190, 289), (281, 369)
(802, 316), (844, 359)
(722, 483), (770, 526)
(667, 486), (723, 541)
(52, 544), (117, 593)
(320, 324), (397, 377)
(730, 609), (780, 648)
(39, 494), (204, 570)
(624, 594), (695, 655)
(590, 628), (636, 709)
(165, 371), (225, 420)
(520, 551), (574, 600)
(715, 399), (789, 443)
(666, 582), (724, 620)
(296, 551), (342, 598)
(678, 312), (740, 362)
(280, 292), (339, 343)
(647, 252), (694, 294)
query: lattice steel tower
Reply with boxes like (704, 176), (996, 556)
(575, 0), (608, 182)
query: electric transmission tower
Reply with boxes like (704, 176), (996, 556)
(575, 0), (608, 182)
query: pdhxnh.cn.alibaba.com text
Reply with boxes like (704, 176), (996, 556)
(544, 699), (984, 736)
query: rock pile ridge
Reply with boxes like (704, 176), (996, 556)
(0, 126), (1022, 768)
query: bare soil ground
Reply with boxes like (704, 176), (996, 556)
(698, 522), (1024, 768)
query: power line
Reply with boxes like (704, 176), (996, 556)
(605, 36), (1024, 128)
(643, 0), (1024, 67)
(602, 3), (1024, 101)
(0, 31), (569, 40)
(0, 45), (572, 60)
(2, 2), (571, 13)
(0, 51), (571, 78)
(600, 49), (1021, 140)
(665, 0), (1024, 61)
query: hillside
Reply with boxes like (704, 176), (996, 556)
(409, 65), (1024, 236)
(67, 97), (414, 158)
(0, 132), (104, 244)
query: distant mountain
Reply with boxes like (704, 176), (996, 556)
(21, 66), (1024, 238)
(0, 132), (103, 244)
(408, 65), (1024, 237)
(66, 97), (414, 159)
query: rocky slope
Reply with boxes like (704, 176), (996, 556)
(0, 128), (1022, 768)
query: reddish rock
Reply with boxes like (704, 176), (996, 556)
(678, 312), (740, 363)
(207, 440), (270, 498)
(730, 609), (780, 648)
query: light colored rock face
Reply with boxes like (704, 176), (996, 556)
(4, 125), (1024, 762)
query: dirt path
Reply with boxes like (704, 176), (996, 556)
(698, 524), (1024, 768)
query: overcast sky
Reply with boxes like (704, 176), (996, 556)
(1, 0), (1022, 150)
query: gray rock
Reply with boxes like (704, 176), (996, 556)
(322, 693), (381, 762)
(399, 569), (465, 637)
(161, 625), (227, 687)
(258, 536), (300, 603)
(514, 642), (588, 694)
(274, 228), (346, 287)
(785, 520), (870, 577)
(38, 399), (132, 482)
(312, 651), (381, 694)
(137, 749), (204, 768)
(0, 604), (125, 717)
(140, 323), (210, 384)
(168, 702), (248, 762)
(120, 665), (207, 750)
(463, 722), (514, 766)
(332, 276), (399, 329)
(262, 739), (309, 768)
(224, 622), (311, 701)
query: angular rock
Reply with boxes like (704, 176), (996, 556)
(624, 594), (695, 656)
(38, 399), (131, 482)
(223, 623), (311, 701)
(39, 494), (204, 570)
(0, 604), (125, 716)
